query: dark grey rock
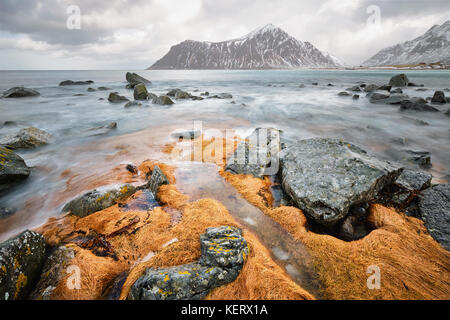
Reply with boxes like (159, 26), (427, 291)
(378, 85), (392, 92)
(368, 92), (389, 103)
(418, 184), (450, 250)
(0, 207), (16, 219)
(144, 165), (169, 196)
(133, 83), (148, 100)
(147, 93), (158, 101)
(0, 146), (31, 192)
(279, 138), (402, 226)
(431, 90), (446, 104)
(2, 87), (40, 98)
(108, 92), (129, 103)
(167, 89), (182, 97)
(87, 87), (96, 92)
(408, 82), (423, 87)
(200, 91), (210, 96)
(124, 101), (142, 108)
(372, 94), (409, 104)
(62, 184), (137, 217)
(126, 72), (151, 87)
(352, 94), (360, 100)
(174, 90), (191, 99)
(410, 97), (428, 105)
(0, 127), (51, 150)
(0, 230), (46, 300)
(364, 84), (379, 92)
(97, 87), (111, 91)
(152, 95), (174, 105)
(389, 74), (409, 87)
(59, 80), (94, 86)
(399, 100), (440, 112)
(403, 150), (432, 168)
(338, 91), (351, 97)
(226, 128), (281, 178)
(338, 204), (370, 241)
(128, 226), (248, 300)
(346, 85), (361, 92)
(391, 88), (403, 94)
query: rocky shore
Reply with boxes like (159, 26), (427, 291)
(0, 72), (449, 300)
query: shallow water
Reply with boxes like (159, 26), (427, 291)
(0, 69), (449, 243)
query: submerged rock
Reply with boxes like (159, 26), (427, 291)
(0, 146), (31, 192)
(338, 91), (351, 97)
(0, 230), (46, 300)
(368, 92), (389, 103)
(85, 122), (117, 136)
(62, 184), (137, 217)
(133, 83), (148, 100)
(418, 184), (450, 250)
(2, 87), (40, 98)
(431, 90), (446, 104)
(87, 87), (96, 92)
(174, 90), (191, 100)
(128, 226), (248, 300)
(0, 127), (51, 150)
(226, 128), (281, 178)
(399, 100), (440, 112)
(0, 207), (16, 219)
(59, 80), (94, 86)
(346, 85), (361, 92)
(124, 101), (142, 108)
(152, 95), (174, 105)
(402, 150), (432, 169)
(279, 138), (402, 226)
(97, 86), (111, 91)
(108, 92), (129, 103)
(372, 94), (409, 105)
(126, 72), (151, 88)
(389, 74), (409, 87)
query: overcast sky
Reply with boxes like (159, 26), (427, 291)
(0, 0), (449, 69)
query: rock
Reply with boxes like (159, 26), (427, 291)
(97, 87), (111, 91)
(391, 88), (403, 94)
(2, 121), (17, 127)
(0, 207), (16, 219)
(408, 82), (423, 87)
(200, 91), (209, 96)
(0, 146), (31, 192)
(279, 138), (402, 226)
(0, 127), (51, 150)
(368, 92), (389, 103)
(364, 84), (379, 92)
(346, 85), (361, 92)
(87, 87), (96, 92)
(403, 150), (431, 169)
(399, 100), (440, 112)
(62, 184), (137, 217)
(299, 84), (305, 88)
(29, 246), (75, 300)
(389, 74), (409, 87)
(418, 184), (450, 250)
(85, 122), (117, 136)
(2, 87), (40, 98)
(431, 90), (446, 104)
(126, 164), (138, 174)
(338, 204), (370, 241)
(372, 94), (409, 105)
(124, 101), (142, 108)
(126, 72), (151, 87)
(108, 92), (129, 103)
(190, 96), (204, 101)
(128, 226), (248, 300)
(144, 165), (169, 196)
(147, 93), (158, 100)
(209, 93), (233, 99)
(0, 230), (46, 300)
(378, 85), (392, 92)
(416, 88), (428, 92)
(446, 108), (450, 116)
(133, 83), (148, 100)
(73, 94), (85, 96)
(226, 128), (281, 178)
(327, 83), (334, 87)
(59, 80), (94, 86)
(170, 130), (201, 140)
(410, 97), (428, 105)
(174, 90), (191, 100)
(352, 94), (360, 100)
(338, 91), (351, 97)
(312, 82), (318, 86)
(167, 89), (182, 97)
(152, 95), (174, 105)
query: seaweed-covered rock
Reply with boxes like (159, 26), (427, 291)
(108, 92), (129, 103)
(226, 128), (281, 178)
(126, 72), (151, 87)
(0, 230), (46, 300)
(2, 87), (40, 98)
(62, 184), (137, 217)
(133, 83), (148, 100)
(0, 127), (51, 150)
(280, 138), (402, 226)
(0, 146), (31, 192)
(59, 80), (94, 86)
(152, 95), (174, 105)
(29, 246), (75, 300)
(418, 184), (450, 250)
(128, 226), (248, 300)
(389, 74), (409, 87)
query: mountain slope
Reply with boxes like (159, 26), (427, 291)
(363, 20), (450, 66)
(148, 24), (340, 69)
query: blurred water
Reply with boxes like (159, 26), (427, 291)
(0, 69), (449, 242)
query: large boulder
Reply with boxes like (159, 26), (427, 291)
(0, 127), (51, 150)
(128, 226), (248, 300)
(431, 90), (446, 104)
(62, 184), (137, 217)
(226, 128), (281, 178)
(133, 83), (148, 100)
(0, 230), (46, 300)
(126, 72), (151, 88)
(2, 87), (40, 98)
(59, 80), (94, 86)
(280, 138), (402, 226)
(389, 74), (409, 87)
(418, 184), (450, 250)
(0, 146), (31, 192)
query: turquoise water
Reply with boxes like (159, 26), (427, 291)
(0, 69), (449, 242)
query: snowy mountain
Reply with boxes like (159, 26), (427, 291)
(363, 20), (450, 66)
(148, 24), (340, 69)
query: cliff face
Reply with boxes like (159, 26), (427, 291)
(148, 24), (340, 69)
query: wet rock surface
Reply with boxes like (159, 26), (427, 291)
(418, 184), (450, 251)
(226, 128), (281, 178)
(389, 74), (409, 87)
(0, 230), (46, 300)
(279, 138), (402, 226)
(133, 83), (148, 100)
(0, 146), (31, 192)
(0, 127), (51, 150)
(126, 72), (151, 88)
(128, 226), (248, 300)
(2, 87), (40, 98)
(152, 95), (174, 105)
(59, 80), (94, 86)
(62, 184), (137, 217)
(108, 92), (129, 103)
